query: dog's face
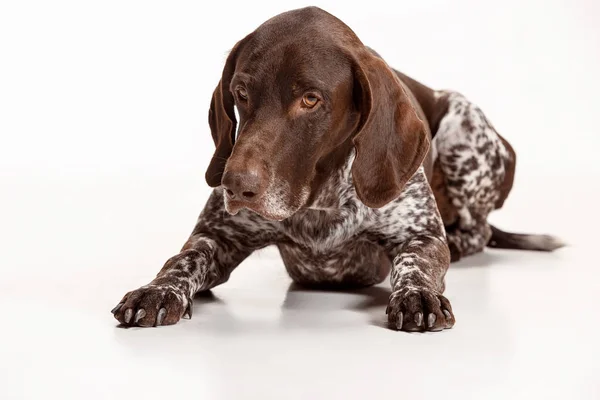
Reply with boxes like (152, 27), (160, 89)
(206, 7), (430, 221)
(218, 32), (358, 220)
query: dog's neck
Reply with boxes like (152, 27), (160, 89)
(304, 148), (356, 212)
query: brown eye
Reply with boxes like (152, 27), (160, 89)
(236, 86), (248, 100)
(302, 94), (319, 108)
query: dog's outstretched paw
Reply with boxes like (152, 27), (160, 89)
(112, 284), (192, 327)
(386, 287), (455, 332)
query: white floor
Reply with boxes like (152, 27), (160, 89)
(1, 172), (598, 399)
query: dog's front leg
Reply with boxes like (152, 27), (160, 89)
(369, 172), (455, 332)
(384, 235), (454, 332)
(112, 189), (279, 327)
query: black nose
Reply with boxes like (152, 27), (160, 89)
(222, 170), (265, 202)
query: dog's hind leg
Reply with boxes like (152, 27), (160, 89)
(445, 219), (492, 262)
(432, 90), (512, 261)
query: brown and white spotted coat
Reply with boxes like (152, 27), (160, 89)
(112, 7), (562, 332)
(114, 157), (453, 331)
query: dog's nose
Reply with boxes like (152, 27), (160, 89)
(222, 170), (265, 202)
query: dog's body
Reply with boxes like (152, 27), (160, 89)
(112, 7), (563, 331)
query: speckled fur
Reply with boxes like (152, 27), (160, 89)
(433, 90), (513, 260)
(113, 151), (454, 331)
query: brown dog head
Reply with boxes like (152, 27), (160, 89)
(205, 7), (429, 220)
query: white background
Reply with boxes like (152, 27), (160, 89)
(1, 1), (599, 399)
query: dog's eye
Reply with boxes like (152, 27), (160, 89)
(236, 86), (248, 101)
(302, 94), (319, 108)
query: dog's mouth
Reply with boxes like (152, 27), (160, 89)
(223, 187), (309, 222)
(224, 197), (294, 221)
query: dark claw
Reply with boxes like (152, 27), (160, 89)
(427, 313), (436, 328)
(414, 312), (423, 327)
(443, 309), (452, 320)
(134, 309), (146, 323)
(183, 300), (193, 319)
(111, 303), (124, 314)
(124, 308), (133, 324)
(156, 308), (166, 326)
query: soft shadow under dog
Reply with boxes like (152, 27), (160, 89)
(280, 282), (394, 330)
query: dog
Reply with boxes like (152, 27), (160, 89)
(111, 7), (563, 332)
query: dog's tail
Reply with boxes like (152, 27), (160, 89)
(487, 224), (566, 252)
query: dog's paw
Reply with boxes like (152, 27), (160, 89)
(111, 284), (192, 327)
(386, 287), (455, 332)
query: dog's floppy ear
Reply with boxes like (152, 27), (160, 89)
(205, 39), (247, 187)
(350, 50), (430, 208)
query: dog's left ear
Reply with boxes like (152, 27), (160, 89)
(350, 50), (430, 208)
(205, 37), (250, 188)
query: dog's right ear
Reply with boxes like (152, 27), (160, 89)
(349, 49), (430, 208)
(205, 39), (248, 187)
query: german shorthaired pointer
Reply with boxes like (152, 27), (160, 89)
(112, 7), (563, 332)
